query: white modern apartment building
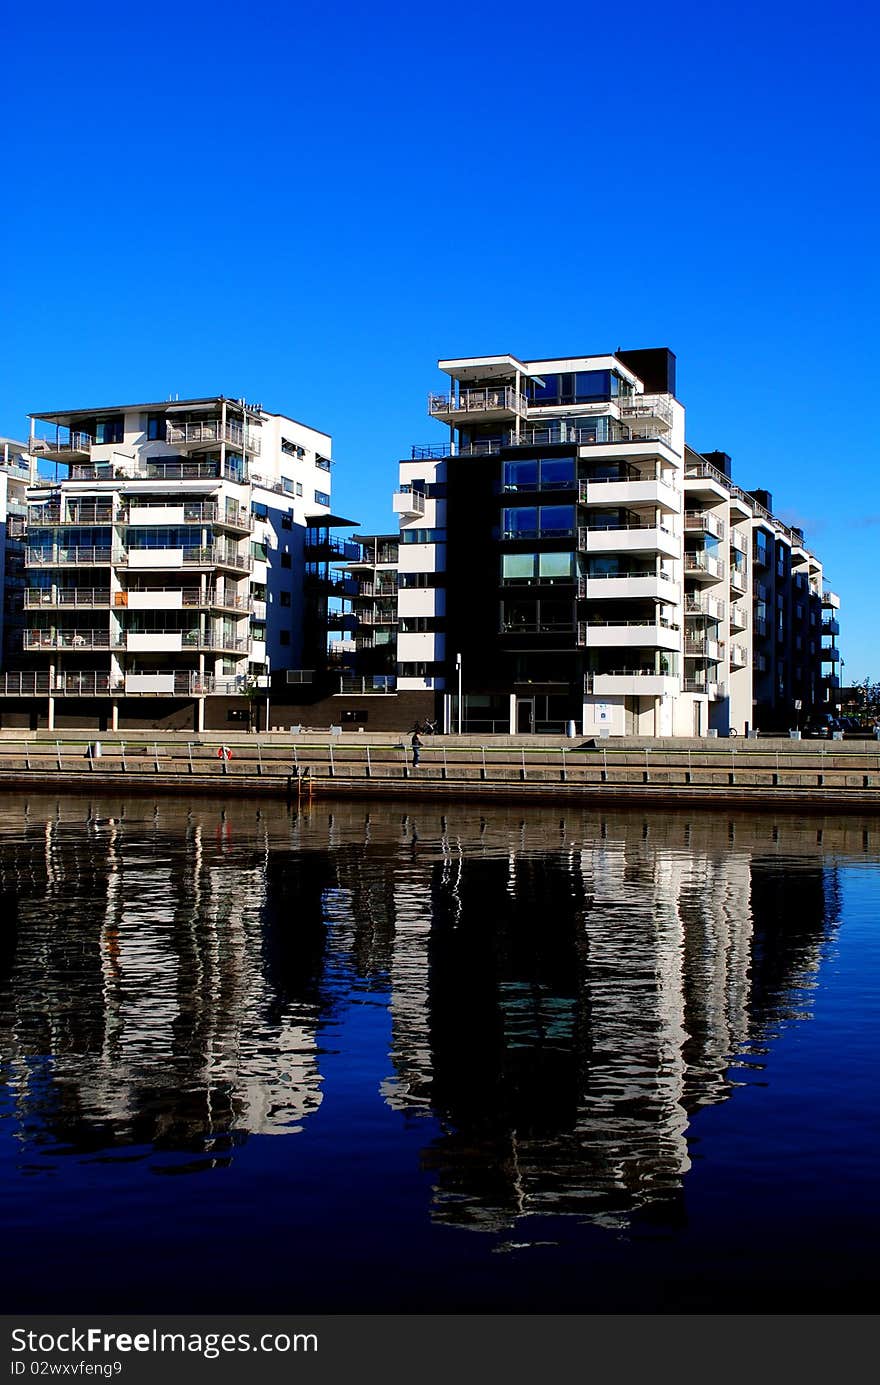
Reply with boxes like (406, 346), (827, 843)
(395, 348), (837, 736)
(0, 396), (334, 730)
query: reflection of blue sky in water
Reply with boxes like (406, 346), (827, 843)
(0, 796), (872, 1312)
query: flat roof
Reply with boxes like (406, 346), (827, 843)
(30, 396), (264, 426)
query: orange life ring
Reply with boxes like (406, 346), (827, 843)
(217, 746), (233, 760)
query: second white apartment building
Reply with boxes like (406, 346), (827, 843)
(0, 395), (337, 730)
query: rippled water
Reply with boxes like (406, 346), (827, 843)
(0, 793), (877, 1312)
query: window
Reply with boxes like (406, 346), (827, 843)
(295, 482), (303, 497)
(401, 528), (446, 544)
(501, 550), (575, 584)
(502, 457), (575, 491)
(146, 414), (165, 441)
(95, 417), (124, 444)
(251, 623), (266, 642)
(280, 591), (291, 607)
(280, 630), (290, 645)
(397, 661), (443, 677)
(251, 541), (267, 562)
(280, 552), (291, 568)
(399, 571), (444, 588)
(282, 477), (295, 495)
(251, 501), (268, 518)
(281, 514), (292, 529)
(314, 490), (330, 507)
(501, 598), (573, 632)
(501, 506), (574, 539)
(399, 616), (443, 632)
(316, 455), (332, 472)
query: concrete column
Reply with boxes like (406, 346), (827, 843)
(197, 697), (205, 733)
(47, 696), (54, 730)
(111, 701), (119, 731)
(509, 692), (517, 734)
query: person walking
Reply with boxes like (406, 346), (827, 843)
(411, 729), (422, 769)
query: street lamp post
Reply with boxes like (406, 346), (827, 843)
(456, 651), (462, 735)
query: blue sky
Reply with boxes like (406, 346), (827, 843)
(2, 0), (878, 677)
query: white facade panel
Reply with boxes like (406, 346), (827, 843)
(127, 633), (183, 653)
(128, 505), (184, 525)
(125, 591), (184, 610)
(128, 548), (184, 568)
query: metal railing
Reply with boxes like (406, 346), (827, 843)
(27, 547), (116, 566)
(337, 675), (396, 693)
(684, 553), (725, 577)
(24, 630), (111, 650)
(25, 588), (111, 608)
(617, 393), (675, 427)
(30, 430), (92, 455)
(29, 504), (115, 526)
(685, 511), (725, 538)
(429, 387), (528, 417)
(166, 420), (261, 454)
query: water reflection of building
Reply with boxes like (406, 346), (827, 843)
(379, 815), (840, 1233)
(0, 796), (848, 1212)
(0, 813), (328, 1160)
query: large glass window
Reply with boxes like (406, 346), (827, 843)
(502, 459), (538, 491)
(537, 505), (574, 536)
(538, 551), (574, 580)
(502, 507), (538, 538)
(538, 457), (575, 487)
(502, 506), (574, 539)
(502, 552), (537, 581)
(95, 418), (124, 444)
(501, 550), (575, 583)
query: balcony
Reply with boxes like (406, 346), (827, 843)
(822, 588), (841, 610)
(166, 419), (261, 455)
(822, 617), (840, 636)
(685, 511), (725, 539)
(730, 528), (748, 555)
(392, 487), (426, 518)
(683, 462), (731, 502)
(589, 670), (679, 697)
(729, 603), (748, 629)
(683, 679), (726, 700)
(684, 552), (725, 582)
(30, 430), (93, 461)
(685, 592), (726, 620)
(25, 588), (111, 609)
(119, 546), (253, 574)
(120, 671), (217, 696)
(28, 502), (115, 526)
(23, 630), (111, 651)
(685, 637), (724, 661)
(578, 523), (679, 559)
(358, 607), (399, 626)
(730, 567), (748, 594)
(27, 546), (116, 567)
(617, 393), (674, 430)
(822, 646), (841, 663)
(578, 477), (677, 511)
(583, 573), (677, 602)
(730, 643), (748, 667)
(428, 387), (527, 422)
(578, 620), (680, 651)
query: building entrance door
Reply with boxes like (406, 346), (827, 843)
(516, 698), (535, 734)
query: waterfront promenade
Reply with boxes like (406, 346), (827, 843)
(2, 730), (880, 810)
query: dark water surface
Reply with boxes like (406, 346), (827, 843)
(0, 793), (877, 1313)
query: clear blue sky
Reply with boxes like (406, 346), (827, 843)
(2, 0), (878, 677)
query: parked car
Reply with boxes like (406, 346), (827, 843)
(803, 714), (842, 738)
